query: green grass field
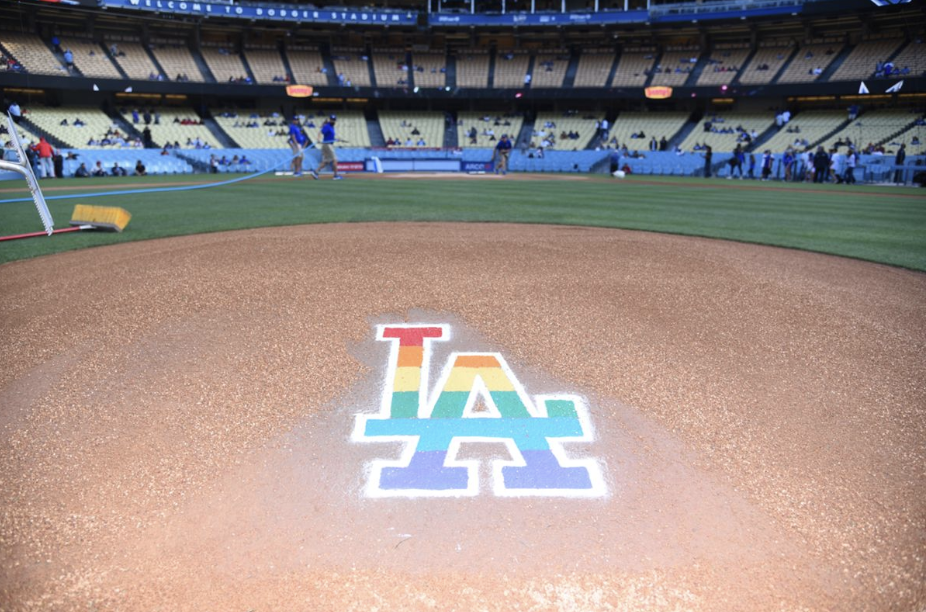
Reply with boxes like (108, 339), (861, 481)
(1, 172), (924, 270)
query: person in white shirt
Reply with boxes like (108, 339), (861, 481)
(844, 149), (857, 184)
(7, 101), (22, 123)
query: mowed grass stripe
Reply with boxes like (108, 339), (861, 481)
(0, 174), (923, 270)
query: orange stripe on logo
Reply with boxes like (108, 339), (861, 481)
(454, 355), (500, 368)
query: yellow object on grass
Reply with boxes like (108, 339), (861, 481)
(70, 205), (132, 232)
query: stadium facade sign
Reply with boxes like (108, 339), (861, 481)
(644, 86), (673, 99)
(100, 0), (418, 24)
(352, 324), (607, 498)
(285, 85), (313, 97)
(429, 10), (647, 26)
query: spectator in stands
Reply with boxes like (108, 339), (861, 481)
(160, 146), (170, 155)
(63, 49), (74, 70)
(135, 160), (147, 176)
(912, 136), (921, 145)
(659, 136), (668, 151)
(143, 109), (152, 125)
(209, 154), (219, 174)
(111, 163), (127, 177)
(60, 118), (69, 126)
(812, 146), (830, 183)
(649, 136), (658, 152)
(417, 138), (426, 146)
(90, 160), (103, 176)
(142, 126), (152, 149)
(7, 100), (22, 124)
(74, 163), (89, 178)
(51, 36), (61, 53)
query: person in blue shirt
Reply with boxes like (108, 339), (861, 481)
(493, 134), (512, 175)
(288, 117), (308, 176)
(311, 115), (342, 180)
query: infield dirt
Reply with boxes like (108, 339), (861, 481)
(1, 223), (924, 611)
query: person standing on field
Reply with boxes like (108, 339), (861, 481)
(311, 115), (342, 180)
(703, 145), (712, 178)
(493, 134), (512, 175)
(844, 148), (857, 184)
(288, 117), (307, 177)
(32, 136), (56, 178)
(812, 146), (829, 183)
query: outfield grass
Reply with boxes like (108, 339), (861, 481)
(1, 172), (924, 271)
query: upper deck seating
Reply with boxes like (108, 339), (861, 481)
(611, 48), (656, 87)
(412, 52), (447, 88)
(696, 45), (750, 86)
(777, 41), (843, 83)
(150, 40), (204, 82)
(0, 31), (67, 75)
(650, 47), (698, 87)
(201, 44), (249, 83)
(61, 37), (121, 79)
(372, 49), (409, 87)
(331, 47), (372, 87)
(494, 50), (530, 88)
(244, 46), (288, 84)
(530, 51), (569, 88)
(455, 50), (489, 88)
(739, 43), (793, 85)
(108, 39), (161, 80)
(573, 49), (615, 88)
(286, 46), (329, 86)
(830, 38), (903, 81)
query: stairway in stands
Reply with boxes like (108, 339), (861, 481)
(819, 44), (854, 82)
(683, 51), (709, 87)
(769, 47), (797, 85)
(16, 117), (68, 149)
(191, 46), (217, 83)
(200, 112), (239, 148)
(366, 112), (386, 147)
(487, 49), (496, 89)
(445, 53), (457, 89)
(562, 51), (579, 88)
(605, 49), (621, 87)
(443, 113), (458, 148)
(730, 47), (757, 86)
(666, 111), (699, 150)
(515, 115), (534, 148)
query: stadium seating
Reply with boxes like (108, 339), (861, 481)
(886, 123), (926, 156)
(605, 112), (690, 151)
(244, 46), (288, 84)
(818, 108), (920, 152)
(777, 41), (843, 83)
(0, 31), (68, 75)
(286, 46), (329, 86)
(372, 49), (409, 87)
(213, 110), (290, 149)
(739, 43), (793, 85)
(508, 150), (609, 173)
(60, 37), (121, 79)
(121, 107), (216, 149)
(24, 105), (133, 149)
(494, 50), (530, 88)
(330, 47), (372, 87)
(150, 40), (204, 82)
(829, 38), (903, 82)
(649, 47), (698, 87)
(530, 51), (568, 88)
(201, 44), (250, 83)
(108, 40), (162, 80)
(457, 112), (524, 148)
(411, 52), (447, 88)
(60, 149), (193, 177)
(611, 48), (656, 87)
(679, 112), (775, 152)
(379, 111), (443, 147)
(760, 110), (845, 153)
(532, 112), (602, 150)
(696, 45), (750, 86)
(573, 49), (615, 88)
(888, 39), (926, 79)
(454, 51), (489, 88)
(307, 110), (370, 147)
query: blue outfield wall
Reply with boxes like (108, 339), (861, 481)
(2, 147), (921, 184)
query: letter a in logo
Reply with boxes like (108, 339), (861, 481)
(352, 324), (607, 498)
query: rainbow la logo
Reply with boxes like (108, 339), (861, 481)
(352, 324), (607, 498)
